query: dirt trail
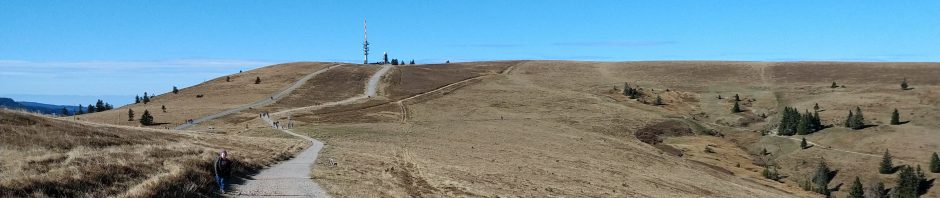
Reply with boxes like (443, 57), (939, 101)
(771, 135), (912, 164)
(397, 64), (518, 122)
(231, 116), (329, 197)
(175, 64), (342, 130)
(271, 64), (392, 117)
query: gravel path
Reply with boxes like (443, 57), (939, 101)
(231, 116), (329, 197)
(175, 64), (342, 130)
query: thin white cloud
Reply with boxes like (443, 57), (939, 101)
(553, 40), (677, 47)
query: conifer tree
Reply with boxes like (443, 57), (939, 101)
(831, 81), (838, 88)
(96, 99), (105, 112)
(852, 106), (865, 129)
(845, 111), (854, 128)
(731, 100), (742, 113)
(796, 113), (810, 135)
(255, 77), (261, 84)
(868, 182), (886, 198)
(128, 109), (135, 121)
(901, 78), (909, 90)
(879, 150), (894, 174)
(762, 166), (780, 181)
(813, 103), (820, 112)
(77, 104), (84, 115)
(139, 110), (153, 125)
(87, 104), (95, 114)
(848, 176), (864, 198)
(143, 92), (150, 104)
(172, 86), (179, 94)
(891, 109), (900, 125)
(894, 165), (917, 198)
(800, 137), (808, 149)
(812, 160), (831, 195)
(135, 95), (140, 104)
(410, 59), (415, 64)
(812, 111), (822, 131)
(930, 152), (940, 173)
(161, 105), (166, 113)
(226, 76), (231, 82)
(654, 95), (664, 106)
(734, 94), (741, 101)
(61, 107), (70, 116)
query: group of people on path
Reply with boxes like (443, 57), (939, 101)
(259, 112), (291, 129)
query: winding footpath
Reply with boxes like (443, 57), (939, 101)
(270, 64), (392, 117)
(175, 64), (342, 130)
(230, 64), (393, 197)
(232, 116), (330, 197)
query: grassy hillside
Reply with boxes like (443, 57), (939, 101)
(0, 109), (306, 197)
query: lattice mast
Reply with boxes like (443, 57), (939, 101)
(363, 18), (369, 64)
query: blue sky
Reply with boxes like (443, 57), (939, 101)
(1, 1), (938, 105)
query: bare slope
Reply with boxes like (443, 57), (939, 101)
(0, 109), (306, 197)
(77, 62), (333, 128)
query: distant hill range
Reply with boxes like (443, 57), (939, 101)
(0, 97), (79, 115)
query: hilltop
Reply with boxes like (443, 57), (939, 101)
(15, 60), (940, 197)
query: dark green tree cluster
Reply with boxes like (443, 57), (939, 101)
(891, 108), (901, 125)
(409, 59), (415, 64)
(778, 107), (822, 136)
(136, 92), (151, 104)
(172, 86), (179, 94)
(85, 99), (114, 113)
(622, 82), (642, 99)
(139, 110), (153, 125)
(844, 106), (866, 129)
(869, 182), (886, 198)
(893, 165), (928, 198)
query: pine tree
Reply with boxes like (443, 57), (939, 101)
(135, 95), (140, 104)
(800, 137), (808, 149)
(762, 166), (780, 181)
(731, 100), (742, 113)
(901, 78), (909, 90)
(172, 86), (179, 94)
(77, 104), (84, 115)
(879, 150), (893, 174)
(654, 95), (664, 106)
(734, 94), (741, 101)
(797, 112), (811, 135)
(894, 165), (917, 198)
(891, 109), (900, 125)
(812, 111), (822, 131)
(226, 76), (231, 82)
(87, 104), (95, 114)
(845, 111), (854, 128)
(255, 77), (261, 84)
(831, 81), (838, 88)
(852, 106), (865, 129)
(812, 160), (831, 195)
(930, 152), (940, 173)
(139, 110), (153, 125)
(813, 103), (820, 112)
(96, 99), (105, 112)
(143, 92), (150, 104)
(868, 181), (886, 198)
(848, 176), (864, 198)
(161, 105), (166, 113)
(61, 107), (70, 116)
(128, 109), (135, 121)
(410, 60), (415, 64)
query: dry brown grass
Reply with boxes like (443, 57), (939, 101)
(76, 62), (333, 129)
(0, 109), (306, 197)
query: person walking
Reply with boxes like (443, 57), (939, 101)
(214, 150), (232, 193)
